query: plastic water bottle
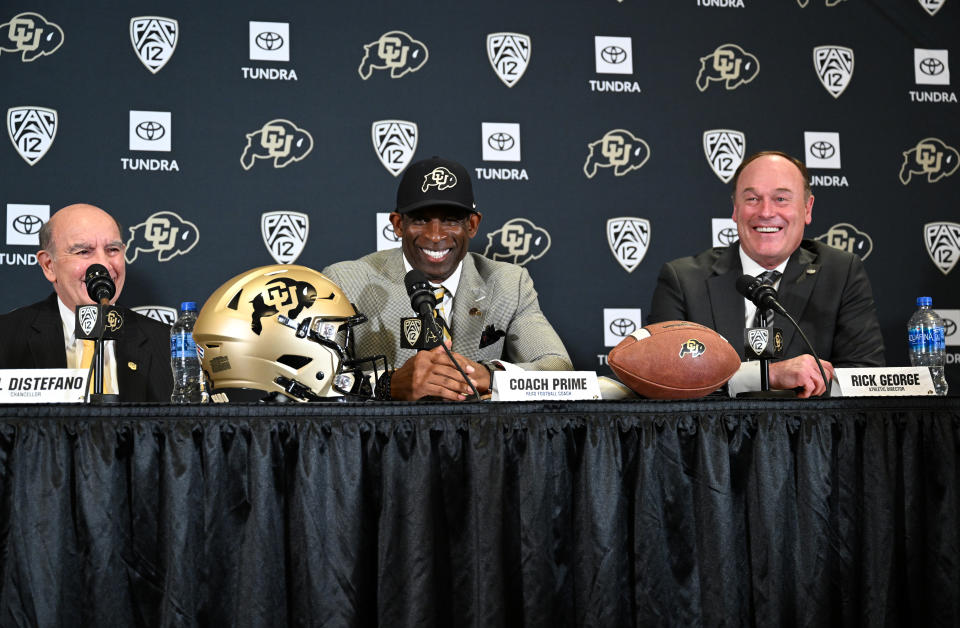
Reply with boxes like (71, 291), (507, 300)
(907, 296), (949, 396)
(170, 301), (203, 403)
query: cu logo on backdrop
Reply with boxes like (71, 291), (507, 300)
(484, 218), (551, 266)
(816, 223), (873, 260)
(899, 138), (959, 185)
(696, 44), (759, 92)
(240, 119), (314, 170)
(0, 12), (63, 61)
(125, 211), (199, 263)
(358, 30), (428, 80)
(583, 129), (650, 178)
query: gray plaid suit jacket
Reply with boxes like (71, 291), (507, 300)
(323, 249), (572, 372)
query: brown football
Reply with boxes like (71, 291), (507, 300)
(607, 320), (740, 399)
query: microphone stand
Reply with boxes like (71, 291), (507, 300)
(87, 303), (120, 405)
(423, 308), (482, 401)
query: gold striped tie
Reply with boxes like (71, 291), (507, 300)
(434, 287), (452, 342)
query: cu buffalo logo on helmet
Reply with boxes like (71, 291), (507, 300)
(900, 138), (959, 185)
(249, 277), (327, 335)
(358, 30), (428, 80)
(696, 44), (759, 92)
(241, 119), (314, 170)
(0, 12), (64, 62)
(583, 129), (650, 178)
(678, 339), (706, 358)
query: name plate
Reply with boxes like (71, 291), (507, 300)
(0, 369), (88, 403)
(491, 371), (601, 401)
(834, 367), (936, 397)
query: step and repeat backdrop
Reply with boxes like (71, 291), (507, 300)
(1, 0), (958, 387)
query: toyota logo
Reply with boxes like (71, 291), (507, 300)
(718, 227), (739, 245)
(255, 31), (284, 51)
(381, 224), (400, 242)
(944, 317), (957, 338)
(12, 214), (43, 235)
(809, 141), (835, 160)
(135, 121), (165, 141)
(919, 57), (945, 76)
(609, 318), (636, 337)
(487, 132), (515, 151)
(600, 45), (627, 65)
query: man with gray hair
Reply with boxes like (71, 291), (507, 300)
(0, 203), (172, 401)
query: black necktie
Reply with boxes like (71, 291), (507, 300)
(752, 270), (781, 328)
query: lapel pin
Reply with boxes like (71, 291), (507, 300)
(128, 361), (138, 371)
(469, 308), (482, 316)
(806, 268), (817, 275)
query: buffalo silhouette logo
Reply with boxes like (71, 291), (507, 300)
(696, 44), (759, 92)
(358, 31), (428, 80)
(241, 119), (314, 170)
(0, 12), (63, 62)
(584, 129), (650, 178)
(899, 138), (959, 185)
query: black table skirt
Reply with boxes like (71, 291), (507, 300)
(0, 397), (957, 627)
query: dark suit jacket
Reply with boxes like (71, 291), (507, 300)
(649, 240), (885, 367)
(0, 293), (174, 401)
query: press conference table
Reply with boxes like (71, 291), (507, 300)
(0, 396), (957, 627)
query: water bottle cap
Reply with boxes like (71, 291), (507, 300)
(180, 301), (197, 311)
(917, 296), (932, 307)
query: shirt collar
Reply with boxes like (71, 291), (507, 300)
(401, 253), (462, 297)
(738, 246), (788, 281)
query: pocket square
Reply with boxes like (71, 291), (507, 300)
(479, 325), (506, 349)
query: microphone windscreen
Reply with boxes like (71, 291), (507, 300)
(404, 269), (430, 296)
(84, 263), (116, 302)
(735, 274), (760, 300)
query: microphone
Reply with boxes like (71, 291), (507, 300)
(85, 264), (115, 305)
(735, 273), (785, 316)
(404, 269), (436, 319)
(735, 273), (830, 397)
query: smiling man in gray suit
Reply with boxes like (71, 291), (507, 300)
(323, 157), (571, 401)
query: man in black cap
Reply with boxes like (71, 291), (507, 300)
(323, 157), (571, 400)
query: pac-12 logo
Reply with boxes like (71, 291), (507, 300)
(487, 32), (530, 87)
(607, 217), (650, 273)
(130, 16), (178, 74)
(703, 130), (745, 183)
(7, 106), (57, 165)
(924, 221), (960, 276)
(0, 12), (64, 62)
(372, 120), (418, 176)
(358, 30), (428, 79)
(917, 0), (946, 16)
(696, 44), (759, 92)
(483, 218), (551, 266)
(132, 305), (178, 325)
(262, 211), (308, 265)
(813, 46), (854, 98)
(241, 119), (313, 170)
(125, 211), (199, 263)
(899, 138), (959, 184)
(583, 129), (650, 178)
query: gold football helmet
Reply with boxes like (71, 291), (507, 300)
(193, 265), (384, 401)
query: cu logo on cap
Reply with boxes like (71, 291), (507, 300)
(136, 121), (165, 141)
(809, 141), (835, 160)
(919, 57), (945, 76)
(12, 214), (43, 235)
(487, 133), (515, 151)
(600, 45), (627, 64)
(609, 318), (636, 337)
(255, 31), (283, 50)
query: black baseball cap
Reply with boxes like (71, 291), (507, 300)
(395, 156), (477, 214)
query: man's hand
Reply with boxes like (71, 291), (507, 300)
(769, 355), (835, 398)
(389, 341), (491, 401)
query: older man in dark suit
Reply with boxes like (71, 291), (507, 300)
(649, 151), (885, 397)
(0, 203), (172, 401)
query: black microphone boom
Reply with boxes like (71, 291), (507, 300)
(85, 263), (116, 305)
